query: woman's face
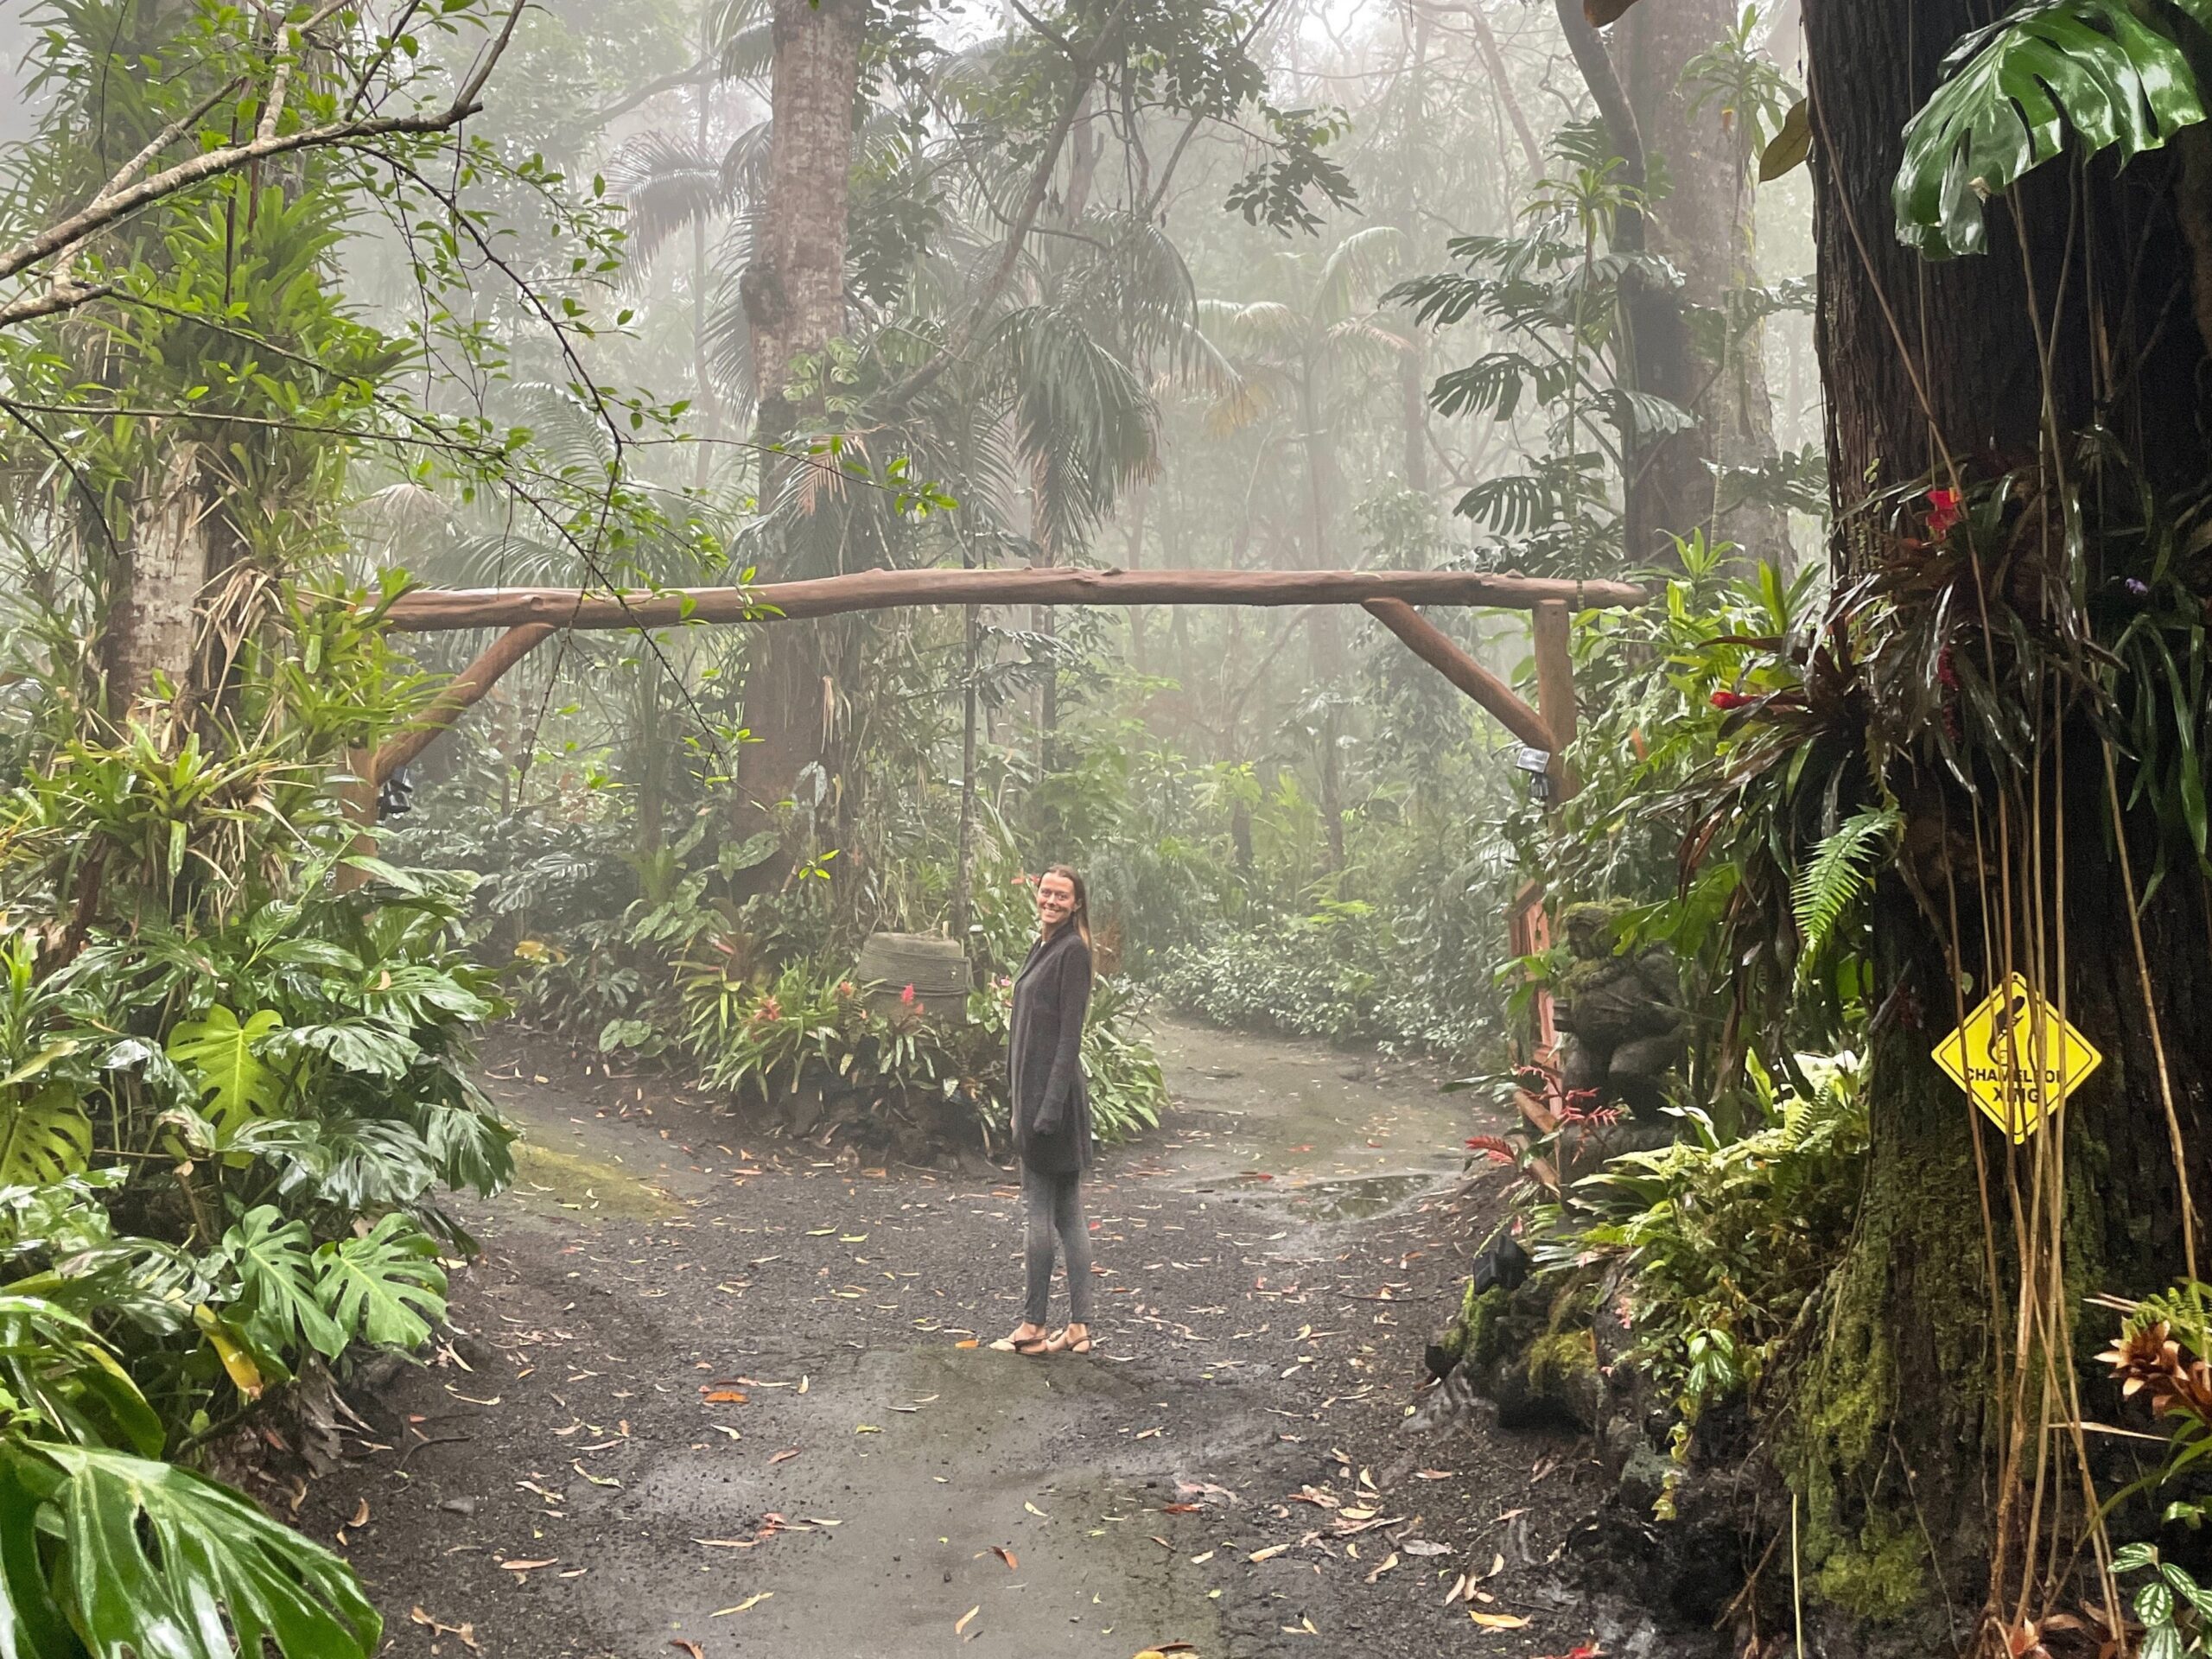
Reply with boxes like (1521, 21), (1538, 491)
(1037, 872), (1077, 931)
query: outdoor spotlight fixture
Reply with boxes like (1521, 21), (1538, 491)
(1513, 745), (1553, 804)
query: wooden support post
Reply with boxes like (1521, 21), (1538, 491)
(1530, 599), (1579, 802)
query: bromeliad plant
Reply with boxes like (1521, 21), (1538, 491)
(677, 952), (1166, 1149)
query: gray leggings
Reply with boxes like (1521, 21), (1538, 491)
(1021, 1163), (1094, 1326)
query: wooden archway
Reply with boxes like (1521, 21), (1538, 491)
(365, 565), (1643, 795)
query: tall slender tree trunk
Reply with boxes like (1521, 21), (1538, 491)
(1032, 452), (1058, 773)
(1298, 368), (1347, 874)
(1398, 7), (1432, 501)
(1779, 0), (2212, 1633)
(1614, 0), (1788, 564)
(1553, 0), (1697, 567)
(735, 0), (864, 860)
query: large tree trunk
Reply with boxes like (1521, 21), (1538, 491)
(105, 441), (213, 718)
(1614, 0), (1789, 565)
(735, 0), (864, 861)
(744, 0), (863, 445)
(1786, 0), (2212, 1633)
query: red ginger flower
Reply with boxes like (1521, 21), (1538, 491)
(1710, 690), (1752, 711)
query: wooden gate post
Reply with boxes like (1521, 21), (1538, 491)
(1530, 598), (1578, 802)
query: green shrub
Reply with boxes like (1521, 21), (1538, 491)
(1554, 1049), (1869, 1419)
(679, 957), (1166, 1147)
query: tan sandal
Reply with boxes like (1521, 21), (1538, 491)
(991, 1327), (1053, 1356)
(1044, 1325), (1093, 1357)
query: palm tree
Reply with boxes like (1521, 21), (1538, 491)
(1201, 225), (1410, 868)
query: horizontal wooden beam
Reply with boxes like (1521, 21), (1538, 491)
(1360, 599), (1555, 753)
(382, 566), (1646, 634)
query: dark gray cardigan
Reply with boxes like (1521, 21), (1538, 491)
(1007, 926), (1092, 1173)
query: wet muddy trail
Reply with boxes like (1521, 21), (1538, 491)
(303, 1020), (1628, 1658)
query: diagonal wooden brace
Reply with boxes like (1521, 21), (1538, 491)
(1360, 599), (1557, 753)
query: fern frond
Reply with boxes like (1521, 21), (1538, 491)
(1791, 806), (1901, 973)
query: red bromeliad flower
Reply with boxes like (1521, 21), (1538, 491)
(1927, 487), (1963, 537)
(900, 982), (917, 1007)
(1709, 690), (1753, 712)
(1558, 1090), (1624, 1127)
(1465, 1135), (1517, 1166)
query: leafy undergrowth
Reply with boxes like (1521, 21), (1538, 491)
(677, 957), (1166, 1148)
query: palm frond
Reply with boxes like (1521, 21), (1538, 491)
(607, 130), (739, 274)
(1310, 226), (1406, 327)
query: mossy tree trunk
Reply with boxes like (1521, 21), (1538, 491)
(1793, 0), (2212, 1630)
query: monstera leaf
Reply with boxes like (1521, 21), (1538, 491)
(223, 1206), (346, 1363)
(0, 1082), (92, 1186)
(315, 1214), (447, 1351)
(165, 1007), (286, 1132)
(3, 1440), (380, 1659)
(1897, 0), (2212, 257)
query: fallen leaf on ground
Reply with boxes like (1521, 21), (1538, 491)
(1414, 1469), (1456, 1480)
(1470, 1611), (1530, 1630)
(955, 1339), (980, 1349)
(409, 1609), (480, 1650)
(955, 1606), (980, 1636)
(1160, 1503), (1201, 1515)
(500, 1559), (557, 1573)
(769, 1447), (800, 1464)
(1249, 1543), (1292, 1562)
(1025, 1501), (1049, 1518)
(855, 1425), (881, 1434)
(992, 1546), (1018, 1570)
(350, 1499), (370, 1528)
(710, 1593), (771, 1617)
(1363, 1552), (1399, 1583)
(702, 1389), (748, 1404)
(670, 1644), (704, 1659)
(1402, 1539), (1451, 1557)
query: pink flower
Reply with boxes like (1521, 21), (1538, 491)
(1926, 487), (1963, 537)
(900, 983), (917, 1006)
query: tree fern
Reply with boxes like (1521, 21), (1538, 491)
(1791, 806), (1902, 978)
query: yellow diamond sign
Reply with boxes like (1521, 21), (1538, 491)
(1932, 973), (2103, 1143)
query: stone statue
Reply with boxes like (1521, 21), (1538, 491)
(1551, 902), (1685, 1121)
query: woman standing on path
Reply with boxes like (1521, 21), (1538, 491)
(996, 865), (1096, 1357)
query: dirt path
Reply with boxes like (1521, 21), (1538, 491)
(303, 1019), (1623, 1658)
